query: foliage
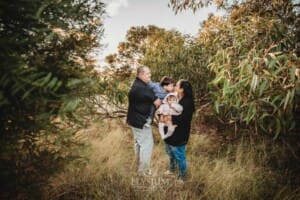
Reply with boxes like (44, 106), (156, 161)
(197, 0), (300, 137)
(0, 0), (105, 135)
(87, 68), (131, 119)
(0, 0), (105, 198)
(105, 25), (211, 99)
(143, 31), (211, 99)
(103, 0), (300, 138)
(168, 0), (239, 13)
(105, 26), (164, 67)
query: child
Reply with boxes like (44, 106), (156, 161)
(156, 92), (183, 139)
(148, 76), (175, 119)
(148, 76), (175, 101)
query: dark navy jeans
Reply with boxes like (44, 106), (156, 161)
(164, 143), (187, 180)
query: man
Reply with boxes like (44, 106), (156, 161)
(127, 66), (161, 175)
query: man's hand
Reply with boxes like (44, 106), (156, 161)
(153, 98), (161, 108)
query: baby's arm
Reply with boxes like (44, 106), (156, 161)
(170, 103), (183, 115)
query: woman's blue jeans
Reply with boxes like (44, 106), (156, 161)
(164, 143), (187, 179)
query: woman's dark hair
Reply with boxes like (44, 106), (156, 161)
(160, 76), (174, 87)
(179, 80), (193, 97)
(179, 79), (195, 111)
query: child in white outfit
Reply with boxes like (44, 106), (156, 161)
(156, 92), (183, 139)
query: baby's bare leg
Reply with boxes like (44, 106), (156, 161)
(159, 115), (168, 123)
(164, 115), (172, 126)
(164, 115), (177, 139)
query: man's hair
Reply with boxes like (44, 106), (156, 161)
(160, 76), (174, 87)
(137, 66), (149, 76)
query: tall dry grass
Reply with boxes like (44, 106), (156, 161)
(45, 120), (300, 200)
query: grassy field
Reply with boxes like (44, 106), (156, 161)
(44, 120), (300, 200)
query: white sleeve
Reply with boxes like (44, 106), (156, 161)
(170, 103), (183, 115)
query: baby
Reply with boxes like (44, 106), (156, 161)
(156, 92), (183, 139)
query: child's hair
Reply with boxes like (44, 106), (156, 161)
(160, 76), (174, 87)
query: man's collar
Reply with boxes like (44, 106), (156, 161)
(136, 77), (148, 85)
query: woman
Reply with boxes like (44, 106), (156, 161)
(164, 79), (195, 181)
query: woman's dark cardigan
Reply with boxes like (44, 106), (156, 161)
(164, 95), (195, 146)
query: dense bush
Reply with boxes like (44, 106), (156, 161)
(198, 1), (300, 137)
(0, 0), (105, 135)
(0, 1), (105, 198)
(105, 0), (300, 137)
